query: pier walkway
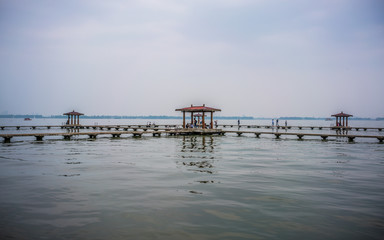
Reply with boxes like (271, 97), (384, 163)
(1, 128), (383, 143)
(223, 130), (384, 143)
(0, 124), (178, 130)
(0, 129), (224, 143)
(220, 125), (383, 132)
(1, 124), (383, 132)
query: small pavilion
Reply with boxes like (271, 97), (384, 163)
(64, 110), (84, 125)
(175, 104), (221, 129)
(331, 111), (353, 127)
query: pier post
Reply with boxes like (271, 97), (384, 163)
(321, 135), (328, 141)
(255, 133), (260, 138)
(35, 135), (44, 141)
(133, 133), (142, 137)
(348, 136), (355, 142)
(63, 135), (71, 140)
(89, 134), (97, 139)
(377, 137), (384, 143)
(3, 136), (12, 143)
(237, 132), (242, 136)
(297, 135), (304, 140)
(274, 134), (281, 139)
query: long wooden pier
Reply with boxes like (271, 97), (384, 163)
(1, 124), (383, 132)
(0, 129), (224, 143)
(0, 128), (383, 143)
(0, 124), (178, 130)
(220, 125), (383, 131)
(223, 130), (384, 142)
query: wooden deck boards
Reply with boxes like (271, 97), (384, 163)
(1, 125), (383, 143)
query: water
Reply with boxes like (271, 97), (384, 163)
(1, 119), (384, 239)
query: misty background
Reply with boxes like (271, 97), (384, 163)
(1, 0), (383, 118)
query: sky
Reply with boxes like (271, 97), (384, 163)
(0, 0), (383, 118)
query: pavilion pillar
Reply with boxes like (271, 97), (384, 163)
(202, 112), (205, 128)
(210, 111), (213, 129)
(335, 117), (338, 126)
(77, 115), (80, 125)
(191, 112), (193, 126)
(346, 117), (348, 127)
(343, 117), (345, 127)
(71, 115), (73, 125)
(183, 112), (186, 128)
(67, 115), (70, 125)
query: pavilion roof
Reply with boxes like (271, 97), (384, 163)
(63, 110), (84, 116)
(331, 111), (353, 117)
(175, 104), (221, 112)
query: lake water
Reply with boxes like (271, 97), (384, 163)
(1, 118), (384, 239)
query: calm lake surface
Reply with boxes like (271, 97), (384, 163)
(1, 119), (384, 239)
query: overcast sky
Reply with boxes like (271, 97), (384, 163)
(0, 0), (383, 117)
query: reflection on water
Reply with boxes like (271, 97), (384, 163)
(178, 136), (216, 175)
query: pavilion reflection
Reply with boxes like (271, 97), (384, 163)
(177, 136), (216, 174)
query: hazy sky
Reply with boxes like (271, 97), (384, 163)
(1, 0), (383, 117)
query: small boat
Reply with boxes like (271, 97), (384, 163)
(24, 118), (32, 121)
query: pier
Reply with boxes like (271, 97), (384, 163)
(223, 130), (384, 143)
(1, 124), (383, 132)
(0, 129), (224, 143)
(1, 127), (383, 143)
(219, 125), (383, 132)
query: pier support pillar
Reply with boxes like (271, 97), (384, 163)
(348, 136), (355, 142)
(255, 133), (260, 138)
(89, 134), (97, 139)
(35, 136), (44, 141)
(321, 136), (328, 141)
(237, 132), (242, 136)
(133, 133), (142, 137)
(274, 134), (281, 139)
(3, 137), (12, 143)
(297, 135), (304, 140)
(377, 137), (384, 143)
(63, 135), (71, 140)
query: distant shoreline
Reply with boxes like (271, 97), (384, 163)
(0, 115), (382, 121)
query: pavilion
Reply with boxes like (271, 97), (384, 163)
(331, 111), (353, 127)
(64, 110), (84, 125)
(175, 104), (221, 129)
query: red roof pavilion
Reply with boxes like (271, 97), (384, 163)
(331, 111), (353, 127)
(63, 110), (84, 125)
(175, 104), (221, 128)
